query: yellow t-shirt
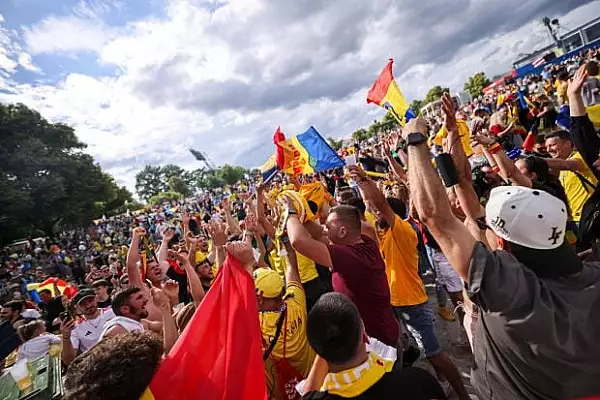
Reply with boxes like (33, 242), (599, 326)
(559, 151), (598, 222)
(260, 282), (315, 379)
(270, 239), (319, 284)
(379, 215), (427, 307)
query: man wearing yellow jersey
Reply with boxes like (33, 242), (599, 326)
(255, 238), (315, 399)
(350, 165), (468, 400)
(546, 131), (598, 224)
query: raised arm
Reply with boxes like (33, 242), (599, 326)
(171, 249), (205, 306)
(286, 215), (332, 269)
(151, 287), (178, 354)
(348, 165), (396, 228)
(568, 65), (600, 172)
(382, 136), (407, 183)
(256, 183), (277, 239)
(221, 198), (243, 237)
(206, 220), (227, 269)
(282, 238), (301, 286)
(404, 117), (477, 281)
(441, 93), (485, 220)
(157, 229), (175, 274)
(127, 228), (145, 288)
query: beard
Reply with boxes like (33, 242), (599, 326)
(129, 305), (149, 320)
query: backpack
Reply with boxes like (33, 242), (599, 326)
(574, 172), (600, 252)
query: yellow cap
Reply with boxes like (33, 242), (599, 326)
(253, 268), (284, 298)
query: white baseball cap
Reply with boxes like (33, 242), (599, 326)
(485, 186), (568, 250)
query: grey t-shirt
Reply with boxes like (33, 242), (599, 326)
(466, 242), (600, 399)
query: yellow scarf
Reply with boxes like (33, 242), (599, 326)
(321, 352), (393, 397)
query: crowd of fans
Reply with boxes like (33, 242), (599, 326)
(1, 46), (600, 400)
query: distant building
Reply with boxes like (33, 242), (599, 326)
(512, 16), (600, 78)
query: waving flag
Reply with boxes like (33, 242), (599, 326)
(141, 255), (267, 400)
(261, 155), (278, 183)
(275, 126), (344, 176)
(367, 59), (415, 125)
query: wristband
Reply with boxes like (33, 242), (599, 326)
(488, 143), (502, 155)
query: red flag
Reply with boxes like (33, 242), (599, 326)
(273, 126), (287, 169)
(143, 254), (267, 400)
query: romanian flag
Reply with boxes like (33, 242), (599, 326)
(367, 59), (415, 125)
(274, 126), (343, 176)
(141, 254), (267, 400)
(261, 154), (278, 183)
(517, 90), (538, 115)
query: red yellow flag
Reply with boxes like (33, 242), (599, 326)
(141, 255), (267, 400)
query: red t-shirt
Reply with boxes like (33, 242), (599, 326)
(328, 236), (399, 346)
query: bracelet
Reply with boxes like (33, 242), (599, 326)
(488, 143), (502, 155)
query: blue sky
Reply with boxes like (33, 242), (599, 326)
(0, 0), (599, 195)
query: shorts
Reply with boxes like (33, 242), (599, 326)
(393, 302), (441, 358)
(430, 248), (463, 293)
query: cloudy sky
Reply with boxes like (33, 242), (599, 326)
(0, 0), (599, 193)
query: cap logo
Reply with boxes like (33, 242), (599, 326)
(548, 227), (562, 245)
(490, 215), (507, 235)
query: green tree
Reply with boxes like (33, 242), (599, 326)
(351, 128), (369, 142)
(135, 165), (167, 202)
(378, 112), (399, 133)
(148, 191), (183, 206)
(168, 176), (192, 198)
(0, 103), (122, 244)
(423, 85), (450, 105)
(215, 164), (247, 186)
(409, 99), (424, 115)
(463, 72), (491, 98)
(327, 137), (344, 151)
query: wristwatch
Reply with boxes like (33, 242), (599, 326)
(406, 132), (427, 146)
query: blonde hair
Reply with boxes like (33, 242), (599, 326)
(17, 320), (44, 342)
(489, 111), (507, 129)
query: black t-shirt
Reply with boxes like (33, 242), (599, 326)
(167, 267), (191, 304)
(39, 297), (64, 324)
(302, 367), (445, 400)
(97, 298), (112, 308)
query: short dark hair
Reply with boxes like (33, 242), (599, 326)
(38, 289), (52, 296)
(545, 130), (572, 143)
(92, 279), (110, 288)
(386, 197), (407, 219)
(341, 197), (366, 217)
(64, 331), (162, 400)
(329, 205), (361, 234)
(17, 320), (44, 342)
(307, 293), (362, 364)
(5, 300), (24, 313)
(112, 287), (142, 316)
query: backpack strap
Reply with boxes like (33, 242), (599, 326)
(263, 306), (287, 361)
(573, 171), (597, 192)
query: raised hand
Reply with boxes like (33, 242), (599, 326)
(225, 241), (254, 267)
(441, 92), (458, 134)
(181, 209), (190, 226)
(162, 280), (180, 304)
(205, 219), (227, 247)
(163, 228), (175, 242)
(132, 227), (146, 239)
(568, 64), (588, 96)
(150, 287), (170, 311)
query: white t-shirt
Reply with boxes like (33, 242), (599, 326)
(70, 309), (116, 353)
(17, 334), (62, 361)
(100, 316), (144, 339)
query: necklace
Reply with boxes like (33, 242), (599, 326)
(82, 311), (103, 329)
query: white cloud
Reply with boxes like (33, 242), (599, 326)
(2, 0), (599, 195)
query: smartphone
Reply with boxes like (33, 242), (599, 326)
(345, 154), (357, 166)
(59, 310), (74, 323)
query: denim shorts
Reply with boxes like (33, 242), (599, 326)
(393, 302), (441, 358)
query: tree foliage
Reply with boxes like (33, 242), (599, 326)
(327, 137), (344, 151)
(409, 99), (424, 116)
(351, 128), (369, 142)
(0, 103), (131, 244)
(423, 85), (450, 105)
(135, 163), (248, 199)
(148, 191), (183, 206)
(463, 72), (491, 98)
